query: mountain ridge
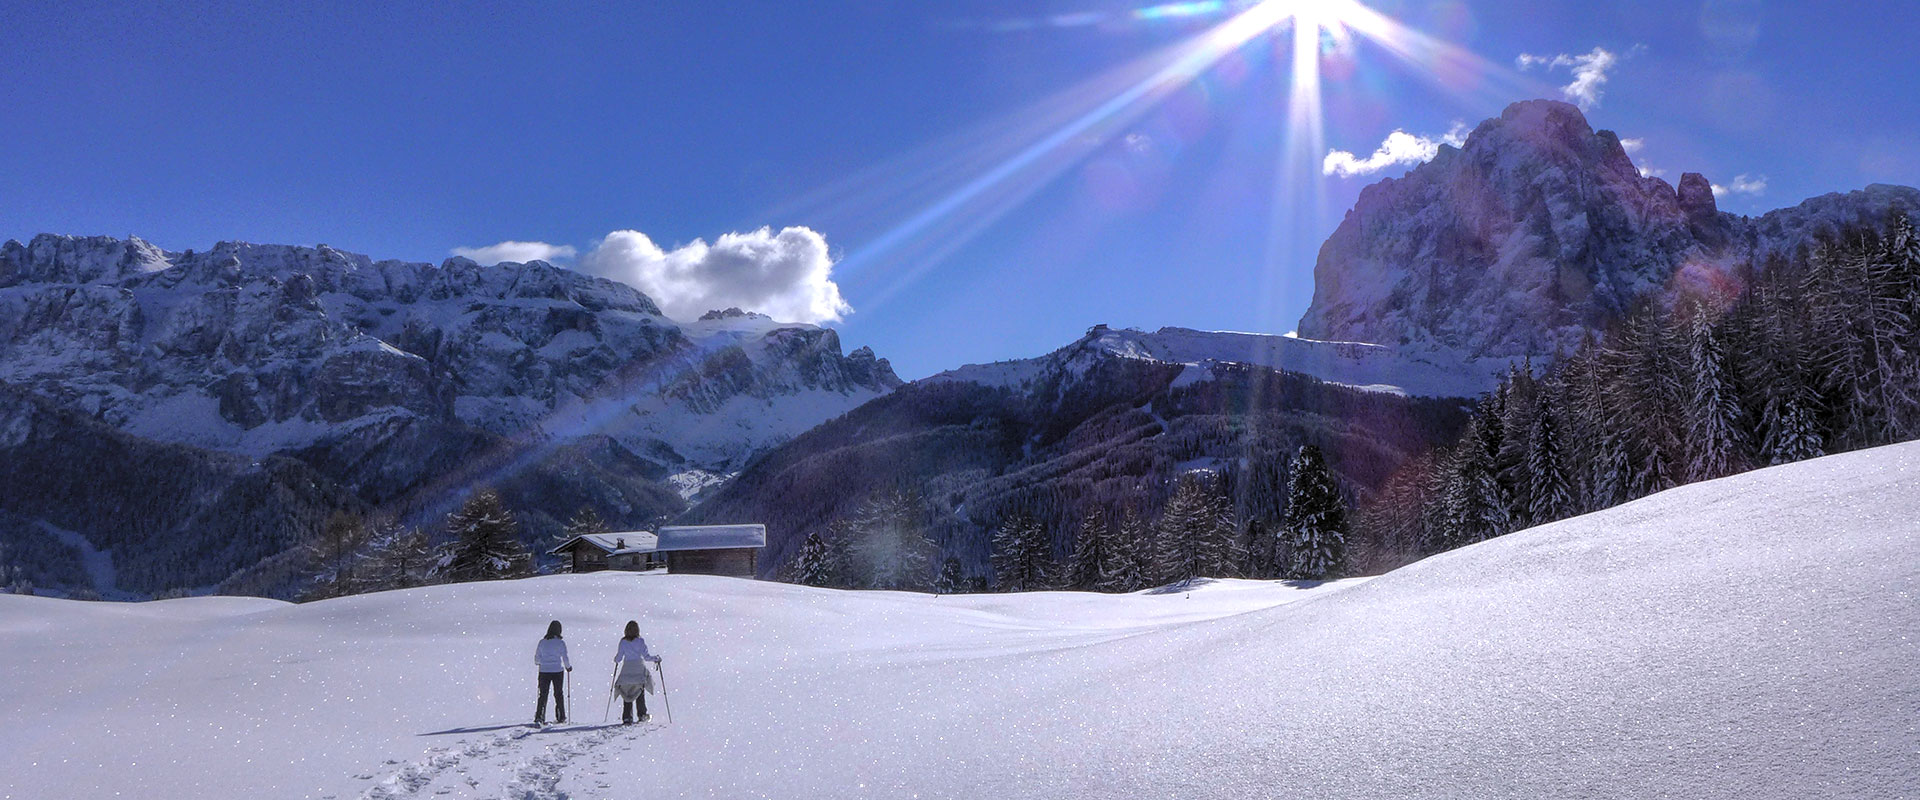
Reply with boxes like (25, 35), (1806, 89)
(0, 234), (902, 595)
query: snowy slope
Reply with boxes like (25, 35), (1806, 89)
(932, 324), (1503, 397)
(4, 442), (1918, 798)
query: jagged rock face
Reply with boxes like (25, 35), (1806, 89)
(1298, 100), (1920, 360)
(0, 235), (899, 471)
(1298, 100), (1730, 358)
(0, 234), (905, 595)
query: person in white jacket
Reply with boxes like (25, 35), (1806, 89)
(612, 620), (663, 724)
(533, 620), (572, 725)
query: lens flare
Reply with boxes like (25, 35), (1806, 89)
(768, 0), (1548, 319)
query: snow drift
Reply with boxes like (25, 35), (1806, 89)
(2, 442), (1916, 798)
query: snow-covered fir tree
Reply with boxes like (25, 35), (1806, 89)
(1612, 309), (1684, 499)
(1526, 393), (1573, 526)
(1098, 506), (1151, 593)
(793, 530), (835, 587)
(363, 523), (432, 591)
(1152, 473), (1230, 586)
(1065, 506), (1111, 590)
(441, 489), (531, 583)
(1237, 456), (1288, 578)
(1283, 445), (1347, 580)
(991, 511), (1050, 592)
(561, 506), (609, 544)
(1204, 478), (1246, 578)
(846, 489), (937, 591)
(934, 556), (966, 594)
(1685, 302), (1745, 482)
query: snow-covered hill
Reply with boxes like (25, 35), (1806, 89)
(932, 323), (1504, 398)
(5, 441), (1915, 798)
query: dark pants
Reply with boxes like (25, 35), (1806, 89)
(535, 671), (566, 723)
(623, 692), (648, 722)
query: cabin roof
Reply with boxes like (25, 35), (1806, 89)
(654, 524), (766, 552)
(548, 531), (657, 557)
(549, 525), (766, 556)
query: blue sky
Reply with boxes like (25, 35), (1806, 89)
(2, 0), (1914, 378)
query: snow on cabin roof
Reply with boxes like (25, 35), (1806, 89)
(654, 524), (766, 552)
(549, 531), (657, 556)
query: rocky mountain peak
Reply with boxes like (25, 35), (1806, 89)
(1295, 98), (1913, 362)
(700, 307), (770, 321)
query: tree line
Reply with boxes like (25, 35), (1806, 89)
(300, 488), (596, 599)
(783, 443), (1352, 593)
(1358, 213), (1920, 560)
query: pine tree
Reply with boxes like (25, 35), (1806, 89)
(1202, 478), (1245, 578)
(1496, 362), (1539, 528)
(441, 489), (531, 583)
(1685, 303), (1745, 482)
(991, 511), (1049, 592)
(305, 509), (371, 599)
(1283, 445), (1347, 580)
(1152, 474), (1223, 586)
(1065, 506), (1111, 590)
(363, 523), (432, 591)
(1099, 505), (1151, 592)
(1237, 456), (1288, 577)
(1612, 309), (1683, 498)
(1526, 393), (1573, 525)
(561, 506), (609, 544)
(793, 530), (834, 587)
(934, 557), (967, 594)
(846, 489), (937, 590)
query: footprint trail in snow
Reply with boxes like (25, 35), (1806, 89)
(356, 722), (661, 799)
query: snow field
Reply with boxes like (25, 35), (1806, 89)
(3, 442), (1918, 798)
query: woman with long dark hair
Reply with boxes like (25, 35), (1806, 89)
(612, 620), (662, 724)
(533, 620), (572, 726)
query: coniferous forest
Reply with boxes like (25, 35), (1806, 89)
(1359, 214), (1920, 564)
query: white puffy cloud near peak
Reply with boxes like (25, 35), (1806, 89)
(449, 240), (578, 265)
(1712, 174), (1768, 197)
(1517, 46), (1634, 110)
(580, 226), (851, 324)
(1323, 123), (1469, 178)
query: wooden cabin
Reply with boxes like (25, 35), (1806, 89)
(655, 524), (766, 577)
(549, 524), (766, 578)
(548, 532), (665, 574)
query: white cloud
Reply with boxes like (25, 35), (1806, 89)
(450, 240), (578, 265)
(579, 226), (851, 324)
(1517, 46), (1628, 109)
(1323, 123), (1469, 178)
(1711, 174), (1768, 197)
(1618, 138), (1668, 177)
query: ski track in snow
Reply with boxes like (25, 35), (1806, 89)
(354, 721), (660, 800)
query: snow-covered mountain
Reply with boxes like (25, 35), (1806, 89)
(0, 235), (899, 593)
(6, 441), (1914, 798)
(687, 323), (1473, 574)
(0, 235), (898, 469)
(931, 323), (1504, 398)
(1297, 99), (1920, 359)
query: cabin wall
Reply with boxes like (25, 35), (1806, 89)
(667, 548), (757, 577)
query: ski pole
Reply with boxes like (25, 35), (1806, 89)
(656, 660), (672, 724)
(604, 659), (619, 724)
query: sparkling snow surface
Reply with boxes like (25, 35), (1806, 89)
(4, 443), (1919, 798)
